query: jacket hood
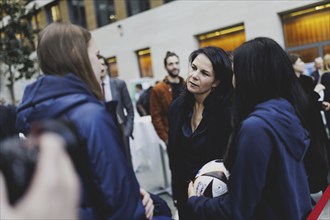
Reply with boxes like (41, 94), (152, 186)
(16, 73), (98, 133)
(250, 98), (310, 161)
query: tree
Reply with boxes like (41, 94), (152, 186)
(0, 0), (37, 104)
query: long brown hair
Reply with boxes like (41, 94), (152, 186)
(37, 22), (103, 100)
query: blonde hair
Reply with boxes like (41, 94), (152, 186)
(324, 54), (330, 71)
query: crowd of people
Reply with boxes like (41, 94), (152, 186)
(0, 21), (329, 220)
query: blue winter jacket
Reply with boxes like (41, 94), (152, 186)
(16, 73), (145, 220)
(187, 98), (313, 219)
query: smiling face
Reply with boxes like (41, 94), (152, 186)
(165, 56), (180, 77)
(187, 54), (220, 99)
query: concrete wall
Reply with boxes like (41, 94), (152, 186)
(91, 0), (319, 84)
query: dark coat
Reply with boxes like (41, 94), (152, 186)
(168, 90), (232, 219)
(16, 73), (145, 220)
(109, 77), (134, 137)
(187, 98), (312, 220)
(311, 70), (321, 83)
(321, 72), (330, 132)
(298, 74), (329, 193)
(136, 86), (152, 116)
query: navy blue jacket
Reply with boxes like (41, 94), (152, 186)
(16, 73), (145, 220)
(187, 98), (312, 219)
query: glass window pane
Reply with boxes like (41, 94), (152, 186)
(107, 57), (119, 77)
(68, 0), (87, 28)
(137, 49), (153, 78)
(323, 44), (330, 55)
(288, 47), (318, 63)
(95, 0), (116, 27)
(198, 24), (245, 52)
(282, 7), (330, 48)
(126, 0), (150, 16)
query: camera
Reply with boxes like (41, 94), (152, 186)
(0, 120), (83, 205)
(0, 137), (38, 205)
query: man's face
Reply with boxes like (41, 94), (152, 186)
(315, 58), (323, 70)
(98, 58), (108, 80)
(165, 56), (180, 77)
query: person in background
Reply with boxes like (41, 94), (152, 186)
(136, 81), (160, 117)
(187, 37), (315, 219)
(136, 85), (152, 116)
(99, 55), (135, 167)
(289, 53), (330, 112)
(150, 51), (185, 144)
(135, 83), (143, 102)
(321, 54), (330, 135)
(168, 47), (233, 219)
(311, 57), (324, 84)
(289, 53), (329, 194)
(16, 22), (153, 220)
(0, 97), (6, 105)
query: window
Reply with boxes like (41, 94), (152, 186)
(126, 0), (150, 16)
(289, 47), (319, 64)
(323, 44), (330, 55)
(68, 0), (87, 28)
(197, 24), (246, 52)
(281, 2), (330, 62)
(26, 9), (42, 49)
(46, 2), (61, 23)
(26, 6), (43, 33)
(136, 48), (153, 78)
(107, 57), (119, 77)
(94, 0), (117, 27)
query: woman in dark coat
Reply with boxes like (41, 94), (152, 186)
(187, 37), (321, 220)
(289, 53), (329, 193)
(167, 47), (233, 219)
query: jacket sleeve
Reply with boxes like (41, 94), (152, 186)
(167, 102), (179, 201)
(119, 80), (134, 137)
(187, 117), (273, 219)
(150, 87), (168, 142)
(73, 104), (144, 219)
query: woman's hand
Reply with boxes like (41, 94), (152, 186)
(322, 101), (330, 111)
(140, 188), (154, 220)
(188, 181), (197, 198)
(0, 133), (79, 219)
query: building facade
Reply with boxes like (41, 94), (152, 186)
(1, 0), (329, 103)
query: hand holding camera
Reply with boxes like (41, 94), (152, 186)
(0, 122), (80, 219)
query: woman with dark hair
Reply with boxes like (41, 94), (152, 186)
(168, 46), (233, 219)
(187, 37), (315, 219)
(15, 22), (152, 219)
(288, 53), (330, 111)
(288, 53), (329, 194)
